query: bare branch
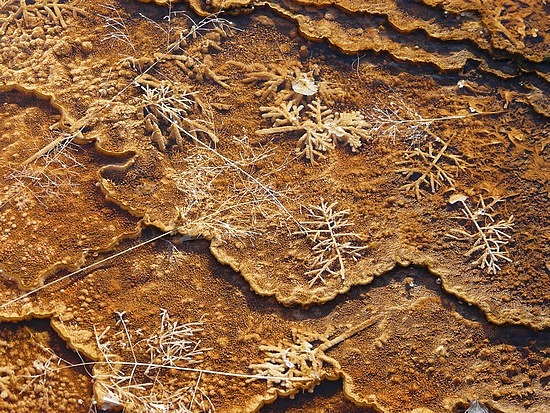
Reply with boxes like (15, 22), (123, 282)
(295, 200), (366, 286)
(446, 194), (514, 274)
(397, 139), (471, 199)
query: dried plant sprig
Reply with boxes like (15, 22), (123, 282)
(139, 7), (238, 53)
(173, 136), (293, 239)
(93, 310), (213, 412)
(241, 62), (344, 105)
(295, 200), (366, 286)
(396, 138), (471, 199)
(366, 98), (503, 147)
(367, 99), (433, 145)
(145, 309), (209, 370)
(139, 82), (219, 150)
(2, 130), (83, 208)
(99, 4), (136, 52)
(257, 99), (371, 163)
(446, 194), (514, 274)
(248, 316), (380, 394)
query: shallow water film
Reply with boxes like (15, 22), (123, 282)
(0, 0), (548, 412)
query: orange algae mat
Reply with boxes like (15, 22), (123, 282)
(0, 1), (548, 412)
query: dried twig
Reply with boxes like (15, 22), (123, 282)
(257, 99), (371, 163)
(396, 138), (471, 199)
(173, 137), (292, 239)
(446, 194), (514, 274)
(295, 200), (366, 286)
(366, 98), (502, 146)
(248, 315), (380, 393)
(92, 310), (213, 412)
(99, 4), (136, 52)
(3, 130), (83, 208)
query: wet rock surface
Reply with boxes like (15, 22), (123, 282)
(0, 0), (548, 412)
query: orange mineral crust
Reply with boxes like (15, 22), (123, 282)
(0, 1), (548, 412)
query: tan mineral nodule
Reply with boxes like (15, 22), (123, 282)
(0, 0), (548, 412)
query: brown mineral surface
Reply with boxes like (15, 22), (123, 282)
(0, 0), (548, 412)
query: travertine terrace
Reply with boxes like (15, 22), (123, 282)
(0, 1), (548, 412)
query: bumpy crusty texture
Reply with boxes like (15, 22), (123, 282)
(0, 87), (139, 290)
(0, 0), (548, 412)
(146, 0), (548, 78)
(1, 243), (548, 412)
(0, 320), (92, 413)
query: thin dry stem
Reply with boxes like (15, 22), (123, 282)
(257, 99), (371, 163)
(446, 194), (514, 274)
(248, 315), (380, 393)
(396, 138), (471, 199)
(295, 200), (366, 286)
(173, 137), (293, 239)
